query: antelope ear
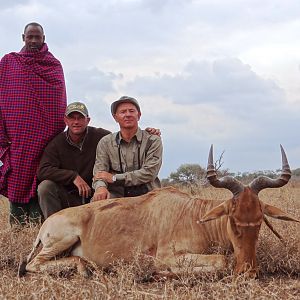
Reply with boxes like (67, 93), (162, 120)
(198, 201), (229, 224)
(264, 203), (300, 223)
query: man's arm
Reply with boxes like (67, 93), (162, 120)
(0, 59), (10, 146)
(121, 135), (162, 186)
(95, 135), (163, 187)
(38, 138), (92, 198)
(37, 139), (77, 184)
(92, 137), (112, 201)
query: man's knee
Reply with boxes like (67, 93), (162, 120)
(38, 180), (62, 219)
(37, 180), (57, 196)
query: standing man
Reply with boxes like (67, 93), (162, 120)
(92, 96), (162, 200)
(37, 102), (110, 219)
(0, 22), (67, 225)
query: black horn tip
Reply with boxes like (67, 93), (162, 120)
(18, 260), (27, 277)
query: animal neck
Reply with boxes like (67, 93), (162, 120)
(193, 199), (231, 249)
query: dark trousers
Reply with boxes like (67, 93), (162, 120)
(38, 180), (90, 219)
(9, 197), (43, 226)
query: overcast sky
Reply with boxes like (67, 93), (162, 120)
(1, 0), (300, 178)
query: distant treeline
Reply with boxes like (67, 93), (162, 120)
(162, 163), (300, 187)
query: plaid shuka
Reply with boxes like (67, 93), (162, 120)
(0, 43), (66, 203)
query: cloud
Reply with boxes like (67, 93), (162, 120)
(65, 67), (119, 125)
(1, 0), (300, 178)
(125, 58), (284, 111)
(66, 68), (118, 98)
(0, 0), (28, 9)
(119, 57), (298, 176)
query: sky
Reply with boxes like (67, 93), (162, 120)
(1, 0), (300, 178)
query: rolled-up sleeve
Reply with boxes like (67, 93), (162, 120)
(92, 136), (111, 190)
(121, 135), (163, 186)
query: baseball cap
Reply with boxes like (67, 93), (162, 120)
(65, 102), (89, 117)
(111, 96), (141, 115)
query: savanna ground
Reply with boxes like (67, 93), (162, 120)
(0, 184), (299, 300)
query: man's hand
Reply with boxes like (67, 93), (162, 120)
(73, 175), (91, 198)
(145, 127), (161, 136)
(94, 171), (114, 183)
(92, 187), (110, 201)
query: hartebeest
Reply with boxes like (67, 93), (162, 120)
(19, 145), (299, 277)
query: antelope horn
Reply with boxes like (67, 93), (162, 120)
(263, 216), (286, 245)
(206, 145), (244, 197)
(249, 145), (291, 195)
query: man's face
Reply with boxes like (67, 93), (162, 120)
(64, 112), (90, 136)
(114, 102), (141, 129)
(22, 25), (45, 51)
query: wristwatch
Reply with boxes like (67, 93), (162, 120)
(112, 175), (117, 182)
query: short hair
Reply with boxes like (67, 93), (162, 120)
(24, 22), (44, 34)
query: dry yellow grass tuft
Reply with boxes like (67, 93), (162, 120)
(0, 186), (299, 299)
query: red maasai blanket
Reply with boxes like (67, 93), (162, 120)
(0, 43), (66, 203)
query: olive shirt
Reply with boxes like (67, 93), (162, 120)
(92, 127), (162, 198)
(37, 126), (110, 191)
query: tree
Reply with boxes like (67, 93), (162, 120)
(169, 164), (206, 185)
(292, 168), (300, 177)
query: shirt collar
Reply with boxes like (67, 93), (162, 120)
(65, 127), (89, 150)
(115, 127), (142, 145)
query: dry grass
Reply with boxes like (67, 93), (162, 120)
(0, 185), (299, 300)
